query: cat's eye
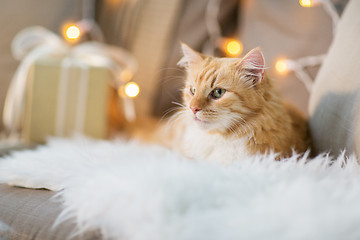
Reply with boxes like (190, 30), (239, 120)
(190, 86), (196, 95)
(211, 88), (226, 99)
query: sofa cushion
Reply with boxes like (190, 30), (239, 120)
(308, 0), (360, 156)
(0, 184), (101, 239)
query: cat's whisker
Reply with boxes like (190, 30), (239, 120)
(230, 119), (247, 136)
(235, 116), (253, 137)
(171, 101), (187, 109)
(225, 120), (238, 136)
(165, 106), (185, 114)
(158, 67), (186, 73)
(224, 118), (242, 136)
(160, 76), (187, 86)
(160, 106), (185, 122)
(166, 111), (185, 129)
(222, 115), (252, 137)
(152, 67), (187, 86)
(201, 112), (217, 117)
(156, 68), (186, 80)
(177, 88), (185, 93)
(244, 64), (267, 70)
(215, 115), (241, 136)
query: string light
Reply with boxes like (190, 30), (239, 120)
(275, 59), (290, 75)
(62, 23), (82, 43)
(299, 0), (313, 7)
(124, 82), (140, 98)
(275, 55), (326, 92)
(224, 39), (243, 57)
(66, 25), (81, 40)
(272, 0), (339, 92)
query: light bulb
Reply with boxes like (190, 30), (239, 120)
(66, 25), (80, 39)
(299, 0), (313, 7)
(62, 23), (81, 42)
(124, 82), (140, 98)
(275, 59), (289, 75)
(224, 39), (243, 57)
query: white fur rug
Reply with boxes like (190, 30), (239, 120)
(1, 138), (360, 240)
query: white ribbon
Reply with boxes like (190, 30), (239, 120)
(55, 58), (71, 137)
(3, 26), (138, 136)
(75, 62), (90, 135)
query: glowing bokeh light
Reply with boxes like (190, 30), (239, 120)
(299, 0), (313, 7)
(275, 59), (289, 75)
(225, 39), (243, 56)
(65, 25), (81, 41)
(124, 82), (140, 98)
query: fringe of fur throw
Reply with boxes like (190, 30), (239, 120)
(0, 138), (360, 240)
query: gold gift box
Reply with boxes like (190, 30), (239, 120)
(23, 58), (111, 143)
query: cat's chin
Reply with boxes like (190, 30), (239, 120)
(191, 116), (209, 128)
(186, 114), (221, 131)
(193, 116), (221, 131)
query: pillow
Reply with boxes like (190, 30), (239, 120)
(0, 184), (101, 239)
(308, 0), (360, 157)
(0, 0), (82, 131)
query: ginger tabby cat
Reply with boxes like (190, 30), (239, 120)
(141, 44), (310, 163)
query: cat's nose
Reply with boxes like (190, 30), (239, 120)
(190, 106), (201, 114)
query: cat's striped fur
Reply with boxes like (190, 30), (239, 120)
(141, 44), (311, 161)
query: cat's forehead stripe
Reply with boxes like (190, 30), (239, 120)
(204, 67), (217, 82)
(196, 69), (206, 83)
(196, 65), (216, 84)
(195, 58), (212, 81)
(210, 71), (220, 88)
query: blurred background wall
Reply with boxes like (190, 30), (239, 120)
(0, 0), (348, 133)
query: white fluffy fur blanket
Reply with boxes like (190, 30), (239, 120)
(1, 138), (360, 240)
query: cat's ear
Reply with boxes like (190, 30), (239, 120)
(178, 43), (203, 68)
(238, 47), (265, 87)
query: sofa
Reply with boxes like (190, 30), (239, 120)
(0, 0), (355, 239)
